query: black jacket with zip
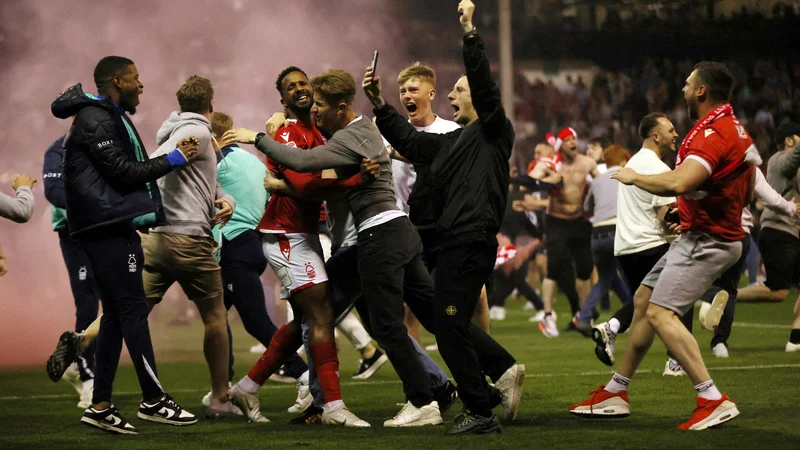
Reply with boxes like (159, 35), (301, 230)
(51, 83), (172, 237)
(375, 33), (514, 249)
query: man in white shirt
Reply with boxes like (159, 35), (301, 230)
(592, 113), (686, 369)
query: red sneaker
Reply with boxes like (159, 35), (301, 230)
(678, 394), (739, 430)
(569, 385), (630, 417)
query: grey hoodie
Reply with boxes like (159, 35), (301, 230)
(761, 141), (800, 238)
(150, 112), (235, 239)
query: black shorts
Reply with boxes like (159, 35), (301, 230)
(759, 227), (800, 291)
(544, 215), (593, 280)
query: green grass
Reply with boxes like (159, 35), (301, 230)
(2, 289), (799, 450)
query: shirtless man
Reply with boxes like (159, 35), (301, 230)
(528, 128), (599, 337)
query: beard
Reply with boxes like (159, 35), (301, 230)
(119, 90), (139, 115)
(687, 98), (698, 120)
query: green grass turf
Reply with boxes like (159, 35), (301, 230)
(1, 289), (799, 450)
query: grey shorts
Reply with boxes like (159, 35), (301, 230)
(642, 230), (742, 316)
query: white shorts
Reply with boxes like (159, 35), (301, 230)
(262, 233), (328, 300)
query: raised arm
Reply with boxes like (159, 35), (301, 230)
(0, 186), (34, 223)
(373, 103), (449, 165)
(460, 1), (512, 140)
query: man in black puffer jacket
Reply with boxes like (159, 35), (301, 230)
(48, 56), (200, 435)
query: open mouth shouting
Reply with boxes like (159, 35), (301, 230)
(405, 101), (418, 115)
(294, 90), (312, 106)
(451, 102), (460, 119)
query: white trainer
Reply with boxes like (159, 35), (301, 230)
(663, 358), (687, 376)
(62, 363), (83, 396)
(202, 382), (231, 407)
(425, 343), (439, 352)
(786, 341), (800, 352)
(228, 384), (269, 423)
(529, 310), (556, 323)
(489, 306), (507, 321)
(322, 404), (370, 427)
(698, 302), (710, 328)
(383, 401), (443, 427)
(249, 343), (266, 354)
(78, 379), (94, 409)
(700, 291), (729, 331)
(523, 301), (536, 311)
(538, 314), (559, 338)
(495, 364), (526, 420)
(712, 343), (729, 358)
(288, 383), (312, 414)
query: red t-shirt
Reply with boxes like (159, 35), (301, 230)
(257, 120), (326, 234)
(677, 115), (754, 242)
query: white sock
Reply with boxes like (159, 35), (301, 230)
(83, 378), (94, 389)
(238, 375), (261, 394)
(608, 318), (621, 335)
(297, 370), (310, 386)
(325, 400), (345, 412)
(694, 380), (722, 401)
(605, 373), (630, 393)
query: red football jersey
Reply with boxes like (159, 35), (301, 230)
(257, 120), (326, 234)
(677, 115), (754, 242)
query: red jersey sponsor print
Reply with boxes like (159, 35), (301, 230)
(676, 104), (754, 242)
(257, 120), (327, 234)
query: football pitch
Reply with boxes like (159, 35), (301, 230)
(2, 291), (799, 450)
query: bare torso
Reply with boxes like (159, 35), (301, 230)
(547, 154), (596, 219)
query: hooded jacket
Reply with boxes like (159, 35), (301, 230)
(51, 83), (174, 236)
(150, 112), (235, 239)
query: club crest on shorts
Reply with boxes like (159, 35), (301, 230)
(128, 254), (137, 273)
(305, 262), (316, 279)
(445, 305), (457, 316)
(78, 266), (87, 281)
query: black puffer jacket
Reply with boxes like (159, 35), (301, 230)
(51, 83), (172, 236)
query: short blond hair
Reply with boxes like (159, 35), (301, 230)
(310, 69), (356, 106)
(211, 112), (233, 138)
(397, 62), (436, 87)
(176, 75), (214, 114)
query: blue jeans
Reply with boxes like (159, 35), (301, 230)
(579, 228), (632, 324)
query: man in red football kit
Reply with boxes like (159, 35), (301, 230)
(570, 62), (754, 430)
(228, 66), (369, 427)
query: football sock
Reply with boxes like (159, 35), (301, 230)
(695, 380), (722, 401)
(246, 325), (302, 386)
(310, 341), (342, 404)
(605, 373), (630, 393)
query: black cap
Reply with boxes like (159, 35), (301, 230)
(775, 122), (800, 148)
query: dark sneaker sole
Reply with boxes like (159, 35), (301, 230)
(47, 331), (80, 382)
(352, 354), (389, 380)
(445, 419), (502, 435)
(80, 416), (137, 435)
(592, 328), (614, 367)
(137, 412), (198, 426)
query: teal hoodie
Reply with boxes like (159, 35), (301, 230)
(213, 145), (269, 246)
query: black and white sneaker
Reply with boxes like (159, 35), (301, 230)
(47, 331), (82, 382)
(137, 394), (197, 426)
(434, 380), (459, 414)
(352, 349), (389, 380)
(81, 405), (137, 435)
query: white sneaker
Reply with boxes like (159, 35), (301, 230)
(288, 383), (312, 414)
(62, 363), (83, 396)
(249, 343), (266, 354)
(322, 404), (370, 427)
(712, 343), (729, 358)
(425, 343), (439, 352)
(786, 341), (800, 352)
(202, 382), (231, 407)
(700, 291), (729, 331)
(78, 379), (94, 409)
(529, 310), (556, 323)
(538, 314), (559, 338)
(663, 358), (687, 376)
(489, 306), (506, 321)
(383, 401), (443, 427)
(495, 364), (526, 420)
(228, 384), (269, 423)
(523, 301), (536, 311)
(698, 301), (710, 327)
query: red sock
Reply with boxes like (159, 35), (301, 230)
(246, 325), (302, 386)
(309, 342), (342, 403)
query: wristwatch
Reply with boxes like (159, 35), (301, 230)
(254, 132), (266, 146)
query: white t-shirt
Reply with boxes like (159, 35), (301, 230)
(385, 115), (460, 211)
(614, 148), (677, 256)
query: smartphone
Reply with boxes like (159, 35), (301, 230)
(371, 50), (379, 73)
(664, 208), (680, 225)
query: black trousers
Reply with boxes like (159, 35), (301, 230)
(59, 233), (100, 381)
(701, 235), (751, 348)
(488, 261), (543, 310)
(544, 215), (593, 316)
(79, 224), (163, 404)
(220, 230), (308, 381)
(356, 218), (515, 410)
(615, 243), (693, 348)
